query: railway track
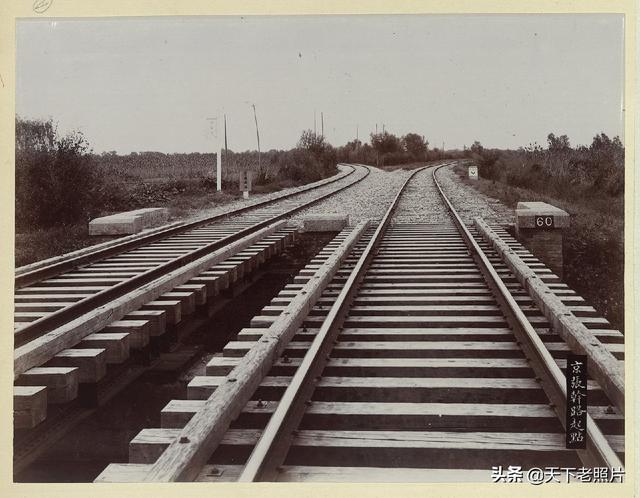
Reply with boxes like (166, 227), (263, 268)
(97, 163), (625, 483)
(14, 164), (366, 340)
(13, 164), (372, 469)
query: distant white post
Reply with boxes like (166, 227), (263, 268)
(206, 116), (223, 191)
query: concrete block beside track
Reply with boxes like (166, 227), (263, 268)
(89, 208), (169, 235)
(88, 214), (142, 235)
(515, 201), (569, 278)
(303, 214), (349, 232)
(515, 201), (569, 229)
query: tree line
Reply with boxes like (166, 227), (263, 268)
(335, 131), (444, 166)
(16, 115), (624, 235)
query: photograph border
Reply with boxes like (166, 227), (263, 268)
(0, 1), (635, 496)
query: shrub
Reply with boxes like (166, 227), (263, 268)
(468, 134), (624, 212)
(15, 117), (111, 230)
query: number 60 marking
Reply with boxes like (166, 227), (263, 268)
(535, 216), (554, 228)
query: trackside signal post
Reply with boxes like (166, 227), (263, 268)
(515, 201), (569, 278)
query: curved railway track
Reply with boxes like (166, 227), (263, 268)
(13, 164), (375, 470)
(15, 165), (363, 286)
(96, 163), (625, 483)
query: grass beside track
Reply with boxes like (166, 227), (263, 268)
(452, 164), (624, 333)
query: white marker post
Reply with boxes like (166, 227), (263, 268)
(206, 116), (223, 191)
(468, 164), (478, 180)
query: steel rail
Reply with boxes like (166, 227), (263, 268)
(141, 222), (370, 482)
(237, 166), (428, 481)
(15, 164), (360, 289)
(14, 165), (370, 347)
(431, 163), (623, 469)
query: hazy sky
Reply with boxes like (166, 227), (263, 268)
(16, 14), (624, 154)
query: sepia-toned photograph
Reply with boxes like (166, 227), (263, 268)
(6, 5), (632, 492)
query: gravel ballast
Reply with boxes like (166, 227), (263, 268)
(393, 166), (451, 224)
(289, 161), (514, 228)
(289, 165), (413, 226)
(434, 164), (515, 225)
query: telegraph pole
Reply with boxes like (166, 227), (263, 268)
(224, 114), (228, 170)
(321, 112), (324, 137)
(375, 124), (379, 168)
(224, 114), (228, 151)
(252, 104), (261, 177)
